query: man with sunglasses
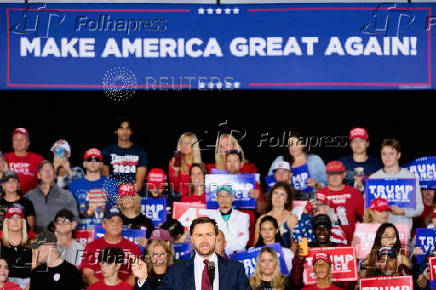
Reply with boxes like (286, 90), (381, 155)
(69, 148), (117, 228)
(208, 185), (249, 255)
(54, 209), (84, 267)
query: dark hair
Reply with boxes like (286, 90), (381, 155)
(190, 217), (218, 236)
(380, 139), (401, 153)
(98, 247), (124, 264)
(38, 160), (53, 172)
(365, 223), (402, 277)
(161, 219), (185, 238)
(225, 150), (243, 162)
(115, 116), (135, 132)
(189, 163), (208, 176)
(267, 182), (294, 211)
(255, 216), (284, 247)
(282, 131), (308, 165)
(54, 208), (75, 222)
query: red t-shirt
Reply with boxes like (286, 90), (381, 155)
(4, 152), (44, 194)
(206, 162), (259, 174)
(88, 280), (132, 290)
(180, 194), (206, 204)
(316, 185), (364, 245)
(79, 237), (141, 281)
(303, 285), (343, 290)
(0, 280), (21, 290)
(168, 161), (192, 196)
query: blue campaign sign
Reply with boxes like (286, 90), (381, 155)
(291, 164), (313, 193)
(205, 173), (256, 209)
(210, 168), (228, 174)
(431, 280), (436, 290)
(140, 197), (167, 227)
(78, 218), (103, 230)
(365, 178), (416, 210)
(1, 3), (435, 90)
(402, 157), (436, 189)
(173, 242), (193, 260)
(229, 242), (288, 276)
(416, 228), (436, 264)
(265, 174), (276, 190)
(94, 225), (147, 251)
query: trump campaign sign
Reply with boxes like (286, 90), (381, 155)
(205, 174), (256, 209)
(291, 164), (313, 193)
(359, 276), (413, 290)
(229, 242), (288, 276)
(402, 157), (436, 189)
(353, 223), (409, 259)
(140, 197), (167, 227)
(172, 202), (215, 230)
(416, 228), (436, 264)
(303, 247), (358, 285)
(430, 257), (436, 281)
(173, 242), (193, 260)
(365, 178), (416, 210)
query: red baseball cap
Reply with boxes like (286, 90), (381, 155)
(349, 128), (369, 141)
(326, 161), (346, 173)
(118, 184), (136, 197)
(5, 207), (24, 219)
(147, 168), (167, 190)
(370, 197), (390, 212)
(12, 128), (28, 137)
(84, 148), (102, 161)
(313, 252), (331, 265)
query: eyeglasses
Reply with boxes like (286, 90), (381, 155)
(55, 219), (72, 224)
(86, 158), (101, 162)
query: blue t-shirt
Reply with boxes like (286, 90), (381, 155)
(338, 155), (383, 186)
(102, 144), (148, 184)
(68, 176), (118, 228)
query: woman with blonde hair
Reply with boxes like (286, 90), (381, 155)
(117, 183), (154, 242)
(146, 239), (174, 289)
(207, 133), (258, 173)
(0, 207), (35, 289)
(0, 152), (8, 180)
(169, 132), (202, 195)
(250, 247), (291, 290)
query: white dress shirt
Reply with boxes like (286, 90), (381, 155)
(194, 253), (219, 290)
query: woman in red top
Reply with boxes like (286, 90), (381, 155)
(180, 163), (207, 204)
(207, 133), (258, 173)
(169, 132), (202, 196)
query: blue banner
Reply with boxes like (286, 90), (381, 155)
(431, 280), (436, 290)
(365, 178), (416, 210)
(402, 157), (436, 189)
(229, 242), (288, 276)
(265, 174), (276, 190)
(291, 163), (313, 193)
(205, 173), (256, 209)
(140, 197), (167, 227)
(1, 3), (435, 90)
(78, 218), (103, 230)
(416, 228), (436, 264)
(94, 225), (147, 251)
(173, 242), (193, 260)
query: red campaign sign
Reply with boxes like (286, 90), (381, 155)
(303, 247), (358, 285)
(430, 257), (436, 281)
(73, 229), (95, 247)
(353, 223), (409, 260)
(359, 275), (413, 290)
(172, 202), (213, 230)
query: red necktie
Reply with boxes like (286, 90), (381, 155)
(201, 259), (210, 290)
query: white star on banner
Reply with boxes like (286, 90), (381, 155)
(215, 8), (222, 14)
(216, 82), (222, 89)
(198, 8), (205, 14)
(207, 8), (214, 14)
(232, 8), (239, 14)
(224, 8), (232, 14)
(233, 82), (241, 88)
(199, 82), (205, 89)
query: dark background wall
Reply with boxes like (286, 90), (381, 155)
(1, 89), (434, 185)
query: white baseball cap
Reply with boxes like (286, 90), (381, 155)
(272, 161), (291, 172)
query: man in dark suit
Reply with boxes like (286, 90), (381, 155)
(132, 217), (250, 290)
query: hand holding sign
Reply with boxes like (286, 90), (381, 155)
(365, 178), (416, 210)
(130, 253), (148, 284)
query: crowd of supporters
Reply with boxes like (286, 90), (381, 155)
(0, 117), (434, 290)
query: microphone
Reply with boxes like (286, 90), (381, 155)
(208, 261), (215, 290)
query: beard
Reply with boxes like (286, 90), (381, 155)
(195, 242), (215, 257)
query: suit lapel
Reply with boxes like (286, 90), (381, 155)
(218, 255), (227, 290)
